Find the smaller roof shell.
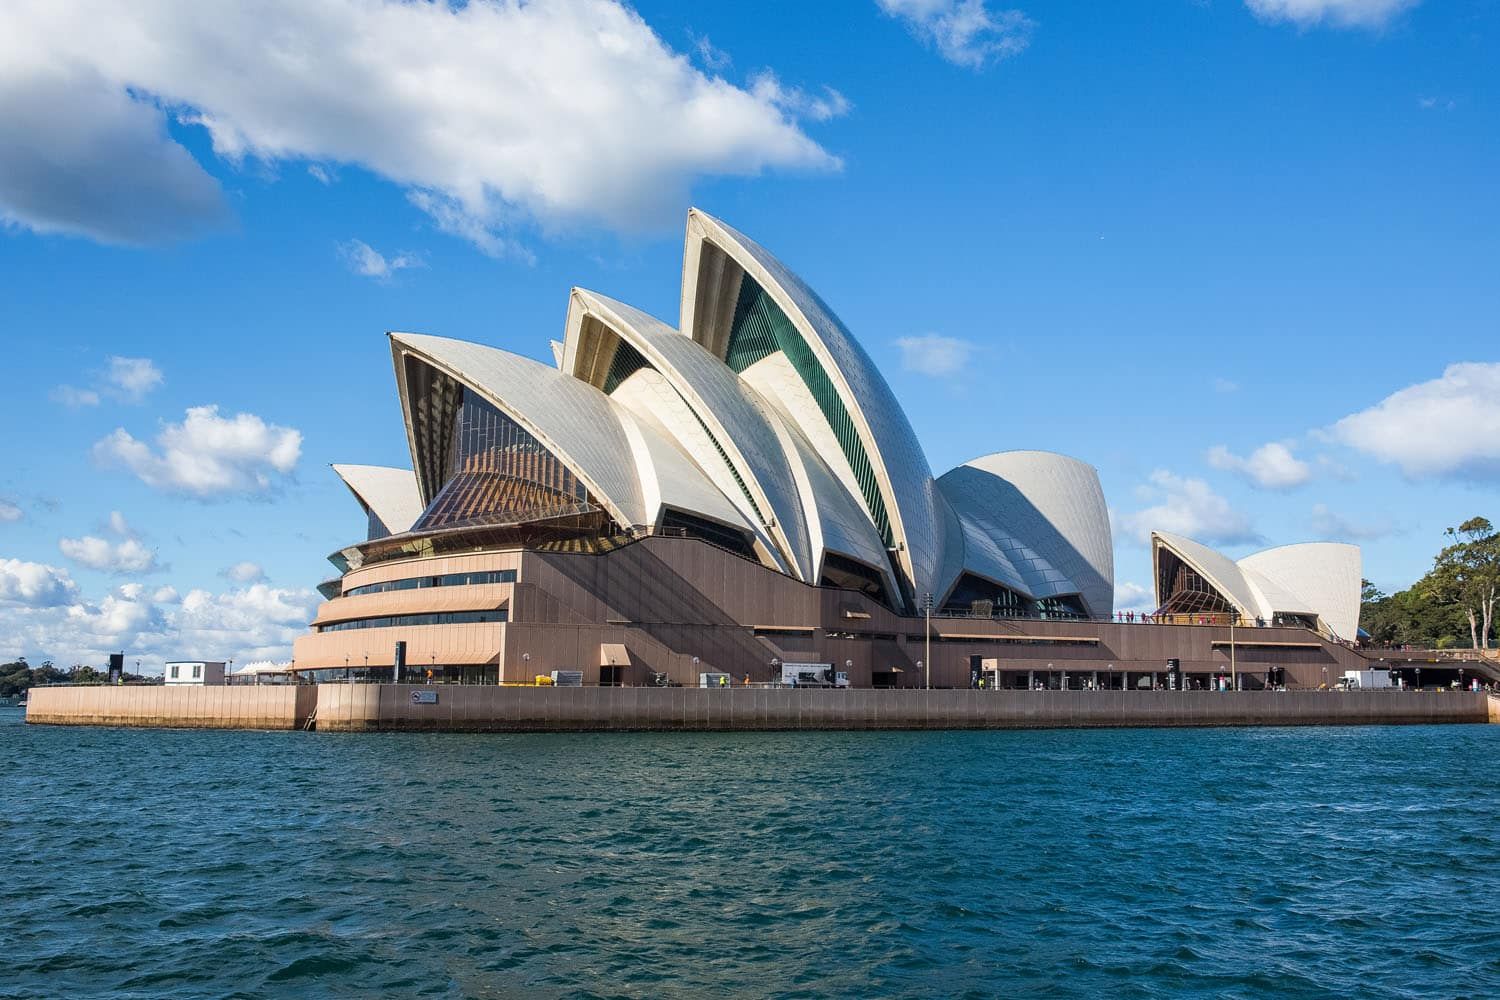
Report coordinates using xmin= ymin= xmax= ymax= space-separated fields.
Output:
xmin=331 ymin=464 xmax=423 ymax=537
xmin=937 ymin=451 xmax=1114 ymax=618
xmin=1151 ymin=532 xmax=1362 ymax=640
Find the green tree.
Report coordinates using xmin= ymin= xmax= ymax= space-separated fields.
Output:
xmin=1432 ymin=516 xmax=1499 ymax=650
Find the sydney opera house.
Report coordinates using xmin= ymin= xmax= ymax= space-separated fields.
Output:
xmin=292 ymin=210 xmax=1368 ymax=690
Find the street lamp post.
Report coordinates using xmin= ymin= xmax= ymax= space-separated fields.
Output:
xmin=771 ymin=657 xmax=780 ymax=687
xmin=1230 ymin=611 xmax=1238 ymax=691
xmin=923 ymin=591 xmax=933 ymax=690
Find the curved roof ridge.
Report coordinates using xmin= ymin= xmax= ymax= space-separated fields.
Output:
xmin=680 ymin=207 xmax=945 ymax=608
xmin=1241 ymin=539 xmax=1361 ymax=558
xmin=563 ymin=286 xmax=813 ymax=580
xmin=960 ymin=449 xmax=1102 ymax=476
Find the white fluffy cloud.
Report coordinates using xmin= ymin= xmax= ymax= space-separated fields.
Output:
xmin=58 ymin=511 xmax=162 ymax=574
xmin=0 ymin=0 xmax=840 ymax=250
xmin=1114 ymin=581 xmax=1155 ymax=614
xmin=877 ymin=0 xmax=1035 ymax=68
xmin=1115 ymin=469 xmax=1260 ymax=546
xmin=1244 ymin=0 xmax=1418 ymax=29
xmin=93 ymin=405 xmax=302 ymax=498
xmin=0 ymin=576 xmax=316 ymax=670
xmin=51 ymin=355 xmax=163 ymax=407
xmin=0 ymin=59 xmax=230 ymax=243
xmin=58 ymin=536 xmax=160 ymax=574
xmin=1326 ymin=362 xmax=1500 ymax=480
xmin=895 ymin=333 xmax=976 ymax=377
xmin=0 ymin=499 xmax=21 ymax=523
xmin=749 ymin=73 xmax=851 ymax=123
xmin=222 ymin=561 xmax=266 ymax=584
xmin=0 ymin=558 xmax=79 ymax=607
xmin=1206 ymin=441 xmax=1313 ymax=490
xmin=104 ymin=356 xmax=164 ymax=401
xmin=339 ymin=239 xmax=424 ymax=280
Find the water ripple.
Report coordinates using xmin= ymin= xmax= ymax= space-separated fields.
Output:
xmin=4 ymin=712 xmax=1499 ymax=998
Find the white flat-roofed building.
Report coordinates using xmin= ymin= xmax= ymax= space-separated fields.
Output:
xmin=164 ymin=660 xmax=226 ymax=686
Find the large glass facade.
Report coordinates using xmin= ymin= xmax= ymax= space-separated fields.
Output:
xmin=724 ymin=277 xmax=893 ymax=548
xmin=1154 ymin=549 xmax=1236 ymax=618
xmin=413 ymin=385 xmax=594 ymax=532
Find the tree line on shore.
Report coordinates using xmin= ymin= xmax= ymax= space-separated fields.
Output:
xmin=1360 ymin=516 xmax=1498 ymax=650
xmin=0 ymin=660 xmax=154 ymax=699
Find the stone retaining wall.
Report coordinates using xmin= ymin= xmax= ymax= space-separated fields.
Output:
xmin=25 ymin=684 xmax=1488 ymax=732
xmin=25 ymin=685 xmax=317 ymax=730
xmin=311 ymin=686 xmax=1490 ymax=732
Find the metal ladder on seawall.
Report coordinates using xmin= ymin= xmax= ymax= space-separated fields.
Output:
xmin=301 ymin=704 xmax=318 ymax=731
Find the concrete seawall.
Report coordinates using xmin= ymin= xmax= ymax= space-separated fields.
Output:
xmin=25 ymin=685 xmax=1490 ymax=732
xmin=25 ymin=685 xmax=317 ymax=730
xmin=315 ymin=686 xmax=1489 ymax=732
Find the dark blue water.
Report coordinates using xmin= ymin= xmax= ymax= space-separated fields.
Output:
xmin=4 ymin=709 xmax=1498 ymax=999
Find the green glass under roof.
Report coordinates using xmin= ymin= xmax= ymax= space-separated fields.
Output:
xmin=725 ymin=277 xmax=893 ymax=547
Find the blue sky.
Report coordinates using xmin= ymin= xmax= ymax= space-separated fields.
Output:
xmin=1 ymin=0 xmax=1496 ymax=668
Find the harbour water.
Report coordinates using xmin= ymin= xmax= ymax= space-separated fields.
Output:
xmin=4 ymin=708 xmax=1498 ymax=998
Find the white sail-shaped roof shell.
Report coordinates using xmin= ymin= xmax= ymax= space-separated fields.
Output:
xmin=938 ymin=452 xmax=1114 ymax=618
xmin=1239 ymin=543 xmax=1361 ymax=642
xmin=561 ymin=289 xmax=811 ymax=579
xmin=389 ymin=332 xmax=751 ymax=538
xmin=1152 ymin=532 xmax=1362 ymax=640
xmin=680 ymin=209 xmax=946 ymax=607
xmin=331 ymin=464 xmax=423 ymax=537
